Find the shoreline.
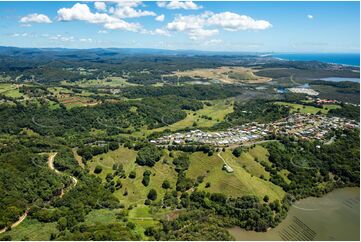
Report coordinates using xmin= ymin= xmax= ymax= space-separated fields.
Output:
xmin=270 ymin=55 xmax=360 ymax=68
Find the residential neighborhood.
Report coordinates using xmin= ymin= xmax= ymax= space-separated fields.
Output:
xmin=151 ymin=113 xmax=359 ymax=146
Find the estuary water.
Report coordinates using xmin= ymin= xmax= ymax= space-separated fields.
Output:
xmin=318 ymin=77 xmax=360 ymax=83
xmin=228 ymin=187 xmax=360 ymax=241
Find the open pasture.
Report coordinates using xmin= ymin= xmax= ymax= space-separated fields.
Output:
xmin=174 ymin=66 xmax=272 ymax=84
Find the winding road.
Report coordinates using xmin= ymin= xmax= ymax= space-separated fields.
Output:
xmin=0 ymin=152 xmax=78 ymax=234
xmin=0 ymin=211 xmax=28 ymax=234
xmin=48 ymin=152 xmax=78 ymax=189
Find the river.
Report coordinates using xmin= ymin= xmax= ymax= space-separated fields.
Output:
xmin=228 ymin=187 xmax=360 ymax=241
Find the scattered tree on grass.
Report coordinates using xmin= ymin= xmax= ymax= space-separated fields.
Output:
xmin=147 ymin=189 xmax=157 ymax=201
xmin=94 ymin=165 xmax=103 ymax=174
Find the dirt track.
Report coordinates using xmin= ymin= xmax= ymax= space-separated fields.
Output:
xmin=0 ymin=153 xmax=78 ymax=234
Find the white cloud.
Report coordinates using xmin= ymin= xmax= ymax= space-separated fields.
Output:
xmin=115 ymin=1 xmax=142 ymax=8
xmin=307 ymin=14 xmax=314 ymax=19
xmin=103 ymin=20 xmax=141 ymax=31
xmin=57 ymin=3 xmax=141 ymax=32
xmin=140 ymin=28 xmax=170 ymax=36
xmin=166 ymin=11 xmax=271 ymax=40
xmin=94 ymin=2 xmax=107 ymax=12
xmin=188 ymin=28 xmax=218 ymax=40
xmin=79 ymin=38 xmax=93 ymax=42
xmin=207 ymin=12 xmax=272 ymax=31
xmin=20 ymin=23 xmax=32 ymax=27
xmin=20 ymin=13 xmax=52 ymax=24
xmin=155 ymin=14 xmax=165 ymax=22
xmin=157 ymin=1 xmax=201 ymax=10
xmin=98 ymin=30 xmax=108 ymax=34
xmin=49 ymin=34 xmax=75 ymax=42
xmin=57 ymin=3 xmax=115 ymax=23
xmin=204 ymin=39 xmax=223 ymax=46
xmin=11 ymin=33 xmax=28 ymax=37
xmin=154 ymin=28 xmax=170 ymax=36
xmin=166 ymin=13 xmax=208 ymax=31
xmin=112 ymin=3 xmax=156 ymax=18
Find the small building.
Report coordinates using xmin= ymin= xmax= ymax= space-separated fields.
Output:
xmin=223 ymin=164 xmax=234 ymax=173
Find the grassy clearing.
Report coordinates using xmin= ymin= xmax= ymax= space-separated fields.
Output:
xmin=247 ymin=145 xmax=272 ymax=166
xmin=48 ymin=86 xmax=74 ymax=95
xmin=278 ymin=169 xmax=291 ymax=184
xmin=1 ymin=218 xmax=58 ymax=241
xmin=0 ymin=83 xmax=23 ymax=98
xmin=237 ymin=151 xmax=270 ymax=180
xmin=187 ymin=150 xmax=285 ymax=201
xmin=85 ymin=209 xmax=120 ymax=225
xmin=150 ymin=99 xmax=233 ymax=133
xmin=175 ymin=66 xmax=271 ymax=84
xmin=47 ymin=100 xmax=61 ymax=110
xmin=130 ymin=99 xmax=234 ymax=138
xmin=88 ymin=147 xmax=177 ymax=207
xmin=71 ymin=76 xmax=138 ymax=88
xmin=57 ymin=94 xmax=99 ymax=109
xmin=84 ymin=208 xmax=156 ymax=240
xmin=274 ymin=101 xmax=340 ymax=114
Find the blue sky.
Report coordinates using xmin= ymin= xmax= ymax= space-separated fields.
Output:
xmin=0 ymin=1 xmax=359 ymax=53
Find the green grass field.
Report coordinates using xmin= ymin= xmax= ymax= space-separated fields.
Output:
xmin=1 ymin=218 xmax=58 ymax=241
xmin=187 ymin=149 xmax=285 ymax=201
xmin=68 ymin=76 xmax=138 ymax=88
xmin=274 ymin=101 xmax=340 ymax=114
xmin=48 ymin=86 xmax=74 ymax=95
xmin=237 ymin=150 xmax=270 ymax=180
xmin=0 ymin=83 xmax=23 ymax=98
xmin=82 ymin=207 xmax=158 ymax=240
xmin=85 ymin=209 xmax=120 ymax=225
xmin=278 ymin=169 xmax=291 ymax=184
xmin=88 ymin=147 xmax=177 ymax=206
xmin=131 ymin=99 xmax=234 ymax=138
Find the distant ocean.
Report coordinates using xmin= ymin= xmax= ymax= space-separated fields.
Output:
xmin=271 ymin=53 xmax=360 ymax=67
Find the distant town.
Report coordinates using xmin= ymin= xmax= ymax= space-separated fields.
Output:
xmin=151 ymin=113 xmax=359 ymax=147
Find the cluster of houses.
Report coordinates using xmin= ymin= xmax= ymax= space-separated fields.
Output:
xmin=315 ymin=99 xmax=338 ymax=105
xmin=151 ymin=124 xmax=265 ymax=146
xmin=273 ymin=114 xmax=358 ymax=140
xmin=288 ymin=87 xmax=319 ymax=96
xmin=151 ymin=113 xmax=358 ymax=146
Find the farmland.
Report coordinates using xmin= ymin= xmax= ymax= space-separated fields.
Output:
xmin=187 ymin=147 xmax=285 ymax=202
xmin=0 ymin=47 xmax=359 ymax=241
xmin=174 ymin=66 xmax=272 ymax=84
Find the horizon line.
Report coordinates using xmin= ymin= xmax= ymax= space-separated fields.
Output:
xmin=0 ymin=45 xmax=360 ymax=55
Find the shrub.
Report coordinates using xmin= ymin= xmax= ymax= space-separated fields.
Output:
xmin=147 ymin=189 xmax=157 ymax=201
xmin=94 ymin=165 xmax=103 ymax=174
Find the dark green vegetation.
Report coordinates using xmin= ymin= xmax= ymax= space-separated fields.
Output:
xmin=136 ymin=145 xmax=162 ymax=167
xmin=0 ymin=96 xmax=203 ymax=136
xmin=0 ymin=146 xmax=67 ymax=229
xmin=225 ymin=100 xmax=290 ymax=126
xmin=266 ymin=128 xmax=359 ymax=199
xmin=328 ymin=103 xmax=360 ymax=121
xmin=0 ymin=48 xmax=359 ymax=240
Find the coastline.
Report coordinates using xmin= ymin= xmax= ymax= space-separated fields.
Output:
xmin=270 ymin=53 xmax=360 ymax=67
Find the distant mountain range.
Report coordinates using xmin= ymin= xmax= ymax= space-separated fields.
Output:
xmin=0 ymin=46 xmax=264 ymax=58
